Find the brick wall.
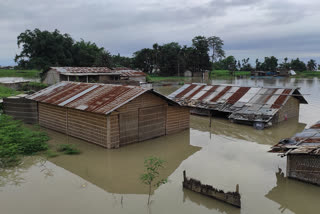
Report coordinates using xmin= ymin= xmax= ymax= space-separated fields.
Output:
xmin=287 ymin=154 xmax=320 ymax=185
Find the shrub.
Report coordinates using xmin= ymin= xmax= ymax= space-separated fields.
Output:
xmin=0 ymin=115 xmax=49 ymax=167
xmin=57 ymin=144 xmax=81 ymax=155
xmin=45 ymin=150 xmax=59 ymax=158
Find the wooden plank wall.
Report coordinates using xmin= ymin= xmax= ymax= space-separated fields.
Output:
xmin=39 ymin=103 xmax=67 ymax=133
xmin=67 ymin=109 xmax=108 ymax=147
xmin=166 ymin=106 xmax=190 ymax=135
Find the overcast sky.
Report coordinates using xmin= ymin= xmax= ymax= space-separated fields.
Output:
xmin=1 ymin=0 xmax=320 ymax=65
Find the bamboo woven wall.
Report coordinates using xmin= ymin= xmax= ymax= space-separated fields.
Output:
xmin=67 ymin=109 xmax=108 ymax=147
xmin=138 ymin=105 xmax=166 ymax=141
xmin=3 ymin=97 xmax=38 ymax=124
xmin=113 ymin=92 xmax=168 ymax=145
xmin=39 ymin=103 xmax=67 ymax=133
xmin=166 ymin=106 xmax=190 ymax=135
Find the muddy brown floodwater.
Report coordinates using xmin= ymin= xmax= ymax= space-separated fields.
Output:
xmin=1 ymin=77 xmax=320 ymax=214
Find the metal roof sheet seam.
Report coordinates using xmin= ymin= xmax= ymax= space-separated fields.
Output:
xmin=168 ymin=83 xmax=307 ymax=123
xmin=26 ymin=82 xmax=149 ymax=115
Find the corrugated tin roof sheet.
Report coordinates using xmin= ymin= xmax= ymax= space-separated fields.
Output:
xmin=51 ymin=67 xmax=112 ymax=74
xmin=50 ymin=67 xmax=146 ymax=77
xmin=26 ymin=82 xmax=149 ymax=115
xmin=168 ymin=83 xmax=307 ymax=122
xmin=270 ymin=121 xmax=320 ymax=155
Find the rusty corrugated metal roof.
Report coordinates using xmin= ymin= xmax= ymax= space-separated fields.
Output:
xmin=51 ymin=67 xmax=146 ymax=77
xmin=168 ymin=83 xmax=307 ymax=123
xmin=51 ymin=67 xmax=112 ymax=74
xmin=26 ymin=82 xmax=149 ymax=115
xmin=115 ymin=70 xmax=146 ymax=77
xmin=270 ymin=121 xmax=320 ymax=155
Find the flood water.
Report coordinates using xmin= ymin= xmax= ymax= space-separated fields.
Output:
xmin=1 ymin=77 xmax=320 ymax=214
xmin=0 ymin=77 xmax=39 ymax=83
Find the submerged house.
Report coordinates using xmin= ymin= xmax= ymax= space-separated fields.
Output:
xmin=43 ymin=67 xmax=146 ymax=85
xmin=25 ymin=82 xmax=189 ymax=149
xmin=168 ymin=83 xmax=307 ymax=128
xmin=269 ymin=121 xmax=320 ymax=185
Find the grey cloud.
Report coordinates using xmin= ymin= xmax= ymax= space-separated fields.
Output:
xmin=0 ymin=0 xmax=320 ymax=65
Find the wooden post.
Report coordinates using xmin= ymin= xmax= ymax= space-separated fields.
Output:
xmin=236 ymin=184 xmax=239 ymax=193
xmin=183 ymin=170 xmax=186 ymax=182
xmin=209 ymin=111 xmax=212 ymax=128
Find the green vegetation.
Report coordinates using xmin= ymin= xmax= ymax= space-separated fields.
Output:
xmin=210 ymin=70 xmax=250 ymax=78
xmin=45 ymin=149 xmax=59 ymax=158
xmin=0 ymin=69 xmax=41 ymax=78
xmin=57 ymin=144 xmax=81 ymax=155
xmin=21 ymin=82 xmax=48 ymax=92
xmin=0 ymin=115 xmax=49 ymax=167
xmin=148 ymin=75 xmax=187 ymax=82
xmin=140 ymin=156 xmax=168 ymax=205
xmin=294 ymin=71 xmax=320 ymax=78
xmin=0 ymin=85 xmax=21 ymax=99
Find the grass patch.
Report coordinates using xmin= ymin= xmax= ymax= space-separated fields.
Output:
xmin=0 ymin=69 xmax=41 ymax=78
xmin=57 ymin=144 xmax=81 ymax=155
xmin=0 ymin=115 xmax=49 ymax=168
xmin=0 ymin=85 xmax=21 ymax=99
xmin=45 ymin=149 xmax=59 ymax=158
xmin=294 ymin=71 xmax=320 ymax=78
xmin=148 ymin=75 xmax=188 ymax=82
xmin=210 ymin=70 xmax=251 ymax=78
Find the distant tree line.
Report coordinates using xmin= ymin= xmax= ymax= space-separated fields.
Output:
xmin=213 ymin=56 xmax=318 ymax=72
xmin=15 ymin=28 xmax=319 ymax=75
xmin=132 ymin=35 xmax=224 ymax=76
xmin=15 ymin=29 xmax=133 ymax=71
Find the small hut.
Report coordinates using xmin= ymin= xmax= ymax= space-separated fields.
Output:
xmin=26 ymin=82 xmax=189 ymax=148
xmin=168 ymin=83 xmax=307 ymax=128
xmin=269 ymin=121 xmax=320 ymax=185
xmin=43 ymin=67 xmax=146 ymax=85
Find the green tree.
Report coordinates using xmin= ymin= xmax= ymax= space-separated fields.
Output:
xmin=72 ymin=40 xmax=104 ymax=67
xmin=261 ymin=56 xmax=278 ymax=72
xmin=207 ymin=36 xmax=225 ymax=63
xmin=190 ymin=36 xmax=211 ymax=73
xmin=279 ymin=57 xmax=290 ymax=70
xmin=133 ymin=48 xmax=154 ymax=73
xmin=111 ymin=54 xmax=133 ymax=68
xmin=15 ymin=28 xmax=74 ymax=70
xmin=94 ymin=50 xmax=112 ymax=67
xmin=241 ymin=58 xmax=252 ymax=71
xmin=255 ymin=58 xmax=262 ymax=71
xmin=290 ymin=58 xmax=307 ymax=72
xmin=158 ymin=42 xmax=182 ymax=76
xmin=140 ymin=156 xmax=168 ymax=205
xmin=307 ymin=59 xmax=317 ymax=71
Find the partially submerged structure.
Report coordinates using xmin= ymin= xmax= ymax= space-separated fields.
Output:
xmin=168 ymin=83 xmax=307 ymax=128
xmin=25 ymin=82 xmax=189 ymax=148
xmin=183 ymin=170 xmax=241 ymax=208
xmin=270 ymin=121 xmax=320 ymax=185
xmin=43 ymin=67 xmax=146 ymax=85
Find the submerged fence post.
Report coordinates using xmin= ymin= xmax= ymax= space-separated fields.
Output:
xmin=183 ymin=170 xmax=186 ymax=182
